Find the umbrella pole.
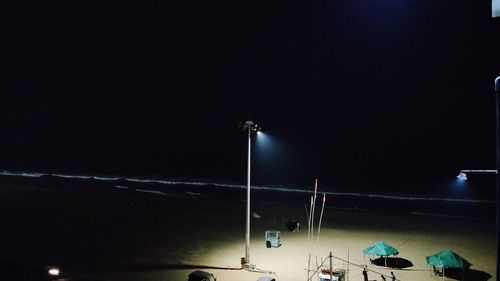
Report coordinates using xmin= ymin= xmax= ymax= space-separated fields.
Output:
xmin=460 ymin=256 xmax=465 ymax=281
xmin=316 ymin=193 xmax=326 ymax=244
xmin=307 ymin=253 xmax=311 ymax=281
xmin=347 ymin=247 xmax=349 ymax=281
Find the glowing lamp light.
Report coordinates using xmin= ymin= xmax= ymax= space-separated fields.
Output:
xmin=48 ymin=268 xmax=60 ymax=276
xmin=456 ymin=172 xmax=467 ymax=181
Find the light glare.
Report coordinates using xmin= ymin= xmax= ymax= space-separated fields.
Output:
xmin=48 ymin=268 xmax=60 ymax=276
xmin=456 ymin=172 xmax=467 ymax=181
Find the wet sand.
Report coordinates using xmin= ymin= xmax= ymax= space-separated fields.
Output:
xmin=0 ymin=183 xmax=495 ymax=281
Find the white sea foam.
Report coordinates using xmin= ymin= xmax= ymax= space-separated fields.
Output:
xmin=0 ymin=170 xmax=495 ymax=204
xmin=135 ymin=188 xmax=166 ymax=196
xmin=0 ymin=171 xmax=45 ymax=178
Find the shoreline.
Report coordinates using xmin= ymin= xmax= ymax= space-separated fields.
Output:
xmin=0 ymin=173 xmax=496 ymax=220
xmin=0 ymin=170 xmax=496 ymax=200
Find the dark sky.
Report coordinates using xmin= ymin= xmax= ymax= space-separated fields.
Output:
xmin=2 ymin=1 xmax=499 ymax=189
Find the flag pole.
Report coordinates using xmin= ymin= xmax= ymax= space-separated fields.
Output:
xmin=317 ymin=193 xmax=326 ymax=243
xmin=308 ymin=196 xmax=313 ymax=243
xmin=311 ymin=179 xmax=318 ymax=240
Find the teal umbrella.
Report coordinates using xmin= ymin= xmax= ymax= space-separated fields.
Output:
xmin=426 ymin=249 xmax=472 ymax=269
xmin=363 ymin=241 xmax=399 ymax=267
xmin=363 ymin=241 xmax=399 ymax=256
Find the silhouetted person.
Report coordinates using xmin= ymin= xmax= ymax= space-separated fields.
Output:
xmin=362 ymin=266 xmax=368 ymax=281
xmin=381 ymin=274 xmax=386 ymax=281
xmin=391 ymin=271 xmax=396 ymax=281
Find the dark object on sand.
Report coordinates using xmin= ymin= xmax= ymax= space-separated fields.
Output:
xmin=370 ymin=257 xmax=413 ymax=269
xmin=440 ymin=267 xmax=491 ymax=281
xmin=188 ymin=270 xmax=216 ymax=281
xmin=362 ymin=266 xmax=368 ymax=281
xmin=286 ymin=220 xmax=300 ymax=232
xmin=256 ymin=277 xmax=276 ymax=281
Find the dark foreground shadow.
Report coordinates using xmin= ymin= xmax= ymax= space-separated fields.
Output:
xmin=443 ymin=268 xmax=492 ymax=281
xmin=0 ymin=259 xmax=243 ymax=280
xmin=370 ymin=257 xmax=413 ymax=269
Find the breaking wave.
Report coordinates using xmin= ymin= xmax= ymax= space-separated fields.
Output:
xmin=0 ymin=170 xmax=494 ymax=204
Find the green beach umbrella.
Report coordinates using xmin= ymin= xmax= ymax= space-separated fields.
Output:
xmin=363 ymin=241 xmax=399 ymax=267
xmin=363 ymin=241 xmax=399 ymax=256
xmin=426 ymin=249 xmax=472 ymax=269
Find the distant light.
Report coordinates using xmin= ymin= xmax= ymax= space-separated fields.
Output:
xmin=456 ymin=172 xmax=467 ymax=181
xmin=48 ymin=268 xmax=60 ymax=276
xmin=256 ymin=131 xmax=262 ymax=135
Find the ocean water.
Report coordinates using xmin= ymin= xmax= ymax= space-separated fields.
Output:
xmin=0 ymin=170 xmax=496 ymax=220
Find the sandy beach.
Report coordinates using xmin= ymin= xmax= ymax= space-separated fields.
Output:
xmin=0 ymin=182 xmax=495 ymax=281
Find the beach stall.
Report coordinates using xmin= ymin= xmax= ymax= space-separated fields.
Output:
xmin=265 ymin=230 xmax=282 ymax=248
xmin=363 ymin=241 xmax=399 ymax=267
xmin=426 ymin=249 xmax=471 ymax=279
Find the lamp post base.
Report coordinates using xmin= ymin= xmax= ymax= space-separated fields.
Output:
xmin=241 ymin=259 xmax=275 ymax=274
xmin=241 ymin=258 xmax=255 ymax=270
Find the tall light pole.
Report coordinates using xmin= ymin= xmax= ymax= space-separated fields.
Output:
xmin=240 ymin=120 xmax=260 ymax=269
xmin=458 ymin=77 xmax=500 ymax=277
xmin=495 ymin=76 xmax=499 ymax=281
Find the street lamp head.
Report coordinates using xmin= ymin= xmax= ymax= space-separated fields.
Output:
xmin=239 ymin=120 xmax=261 ymax=135
xmin=456 ymin=172 xmax=467 ymax=181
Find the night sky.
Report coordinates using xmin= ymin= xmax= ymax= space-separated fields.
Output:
xmin=2 ymin=1 xmax=499 ymax=191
